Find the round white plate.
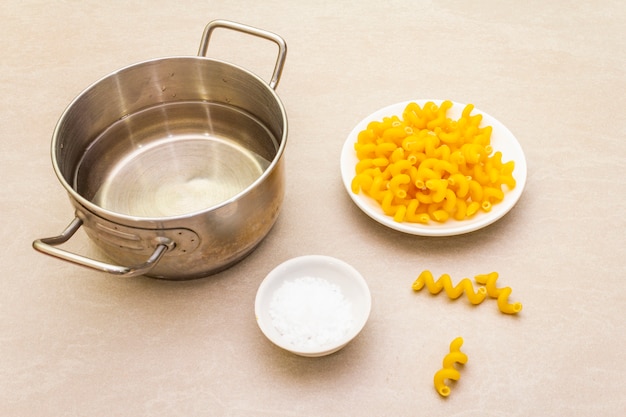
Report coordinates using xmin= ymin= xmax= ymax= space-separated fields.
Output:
xmin=340 ymin=99 xmax=527 ymax=236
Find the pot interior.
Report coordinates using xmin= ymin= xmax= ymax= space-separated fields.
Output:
xmin=74 ymin=100 xmax=278 ymax=217
xmin=52 ymin=57 xmax=287 ymax=219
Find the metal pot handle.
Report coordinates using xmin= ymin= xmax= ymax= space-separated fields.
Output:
xmin=33 ymin=217 xmax=173 ymax=277
xmin=197 ymin=19 xmax=287 ymax=90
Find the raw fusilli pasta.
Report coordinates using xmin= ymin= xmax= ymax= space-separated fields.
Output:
xmin=433 ymin=337 xmax=467 ymax=397
xmin=351 ymin=101 xmax=516 ymax=223
xmin=412 ymin=270 xmax=487 ymax=305
xmin=474 ymin=272 xmax=523 ymax=314
xmin=412 ymin=270 xmax=523 ymax=314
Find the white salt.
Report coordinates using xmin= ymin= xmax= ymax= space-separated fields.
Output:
xmin=269 ymin=276 xmax=353 ymax=350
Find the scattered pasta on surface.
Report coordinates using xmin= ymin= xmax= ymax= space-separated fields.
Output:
xmin=412 ymin=270 xmax=523 ymax=314
xmin=433 ymin=337 xmax=467 ymax=397
xmin=412 ymin=270 xmax=487 ymax=305
xmin=351 ymin=100 xmax=516 ymax=223
xmin=474 ymin=272 xmax=523 ymax=314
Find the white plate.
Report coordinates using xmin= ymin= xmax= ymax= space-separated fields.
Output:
xmin=340 ymin=99 xmax=527 ymax=236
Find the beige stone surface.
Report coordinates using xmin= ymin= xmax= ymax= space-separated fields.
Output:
xmin=1 ymin=1 xmax=625 ymax=416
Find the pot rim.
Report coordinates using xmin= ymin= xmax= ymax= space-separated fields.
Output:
xmin=50 ymin=54 xmax=288 ymax=224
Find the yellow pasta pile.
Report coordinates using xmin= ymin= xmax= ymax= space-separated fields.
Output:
xmin=351 ymin=100 xmax=516 ymax=223
xmin=433 ymin=337 xmax=467 ymax=397
xmin=412 ymin=270 xmax=522 ymax=314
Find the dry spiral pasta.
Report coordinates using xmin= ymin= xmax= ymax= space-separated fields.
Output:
xmin=412 ymin=270 xmax=522 ymax=315
xmin=433 ymin=337 xmax=467 ymax=397
xmin=412 ymin=270 xmax=487 ymax=305
xmin=474 ymin=272 xmax=523 ymax=314
xmin=351 ymin=100 xmax=516 ymax=223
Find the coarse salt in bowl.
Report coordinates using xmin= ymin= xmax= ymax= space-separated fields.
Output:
xmin=255 ymin=255 xmax=372 ymax=357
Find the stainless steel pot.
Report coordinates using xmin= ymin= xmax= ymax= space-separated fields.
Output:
xmin=33 ymin=20 xmax=288 ymax=280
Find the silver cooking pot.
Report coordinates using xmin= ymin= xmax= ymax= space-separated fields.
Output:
xmin=33 ymin=20 xmax=288 ymax=280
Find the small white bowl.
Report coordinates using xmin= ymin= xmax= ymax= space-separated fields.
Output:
xmin=255 ymin=255 xmax=371 ymax=357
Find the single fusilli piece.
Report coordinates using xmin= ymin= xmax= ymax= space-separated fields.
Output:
xmin=433 ymin=337 xmax=467 ymax=397
xmin=412 ymin=270 xmax=487 ymax=305
xmin=474 ymin=272 xmax=522 ymax=314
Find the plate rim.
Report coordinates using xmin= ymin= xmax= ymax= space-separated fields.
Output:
xmin=340 ymin=99 xmax=527 ymax=237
